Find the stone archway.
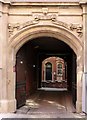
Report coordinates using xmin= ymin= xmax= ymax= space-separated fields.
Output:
xmin=5 ymin=24 xmax=83 ymax=113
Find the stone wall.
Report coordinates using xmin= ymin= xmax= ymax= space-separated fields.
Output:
xmin=0 ymin=0 xmax=84 ymax=113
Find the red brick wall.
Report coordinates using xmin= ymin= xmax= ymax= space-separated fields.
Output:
xmin=41 ymin=57 xmax=67 ymax=88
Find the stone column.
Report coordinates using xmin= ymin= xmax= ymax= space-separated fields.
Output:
xmin=80 ymin=0 xmax=87 ymax=114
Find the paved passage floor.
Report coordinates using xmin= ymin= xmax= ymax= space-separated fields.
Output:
xmin=0 ymin=89 xmax=86 ymax=119
xmin=14 ymin=89 xmax=86 ymax=118
xmin=26 ymin=90 xmax=75 ymax=113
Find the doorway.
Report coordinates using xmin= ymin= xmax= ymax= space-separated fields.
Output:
xmin=45 ymin=62 xmax=52 ymax=80
xmin=15 ymin=36 xmax=77 ymax=111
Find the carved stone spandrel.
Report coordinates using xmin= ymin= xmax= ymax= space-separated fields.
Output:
xmin=70 ymin=23 xmax=83 ymax=37
xmin=8 ymin=20 xmax=39 ymax=37
xmin=8 ymin=23 xmax=20 ymax=37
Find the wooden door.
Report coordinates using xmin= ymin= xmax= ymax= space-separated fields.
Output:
xmin=46 ymin=62 xmax=52 ymax=80
xmin=16 ymin=55 xmax=26 ymax=108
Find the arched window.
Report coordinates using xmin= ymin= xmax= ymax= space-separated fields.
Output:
xmin=57 ymin=63 xmax=63 ymax=76
xmin=45 ymin=62 xmax=52 ymax=80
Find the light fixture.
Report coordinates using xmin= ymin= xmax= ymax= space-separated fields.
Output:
xmin=33 ymin=65 xmax=35 ymax=68
xmin=20 ymin=61 xmax=23 ymax=64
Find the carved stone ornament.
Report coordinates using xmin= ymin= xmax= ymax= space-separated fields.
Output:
xmin=8 ymin=10 xmax=83 ymax=38
xmin=8 ymin=23 xmax=20 ymax=37
xmin=33 ymin=13 xmax=57 ymax=21
xmin=69 ymin=24 xmax=83 ymax=37
xmin=8 ymin=20 xmax=39 ymax=37
xmin=52 ymin=20 xmax=83 ymax=37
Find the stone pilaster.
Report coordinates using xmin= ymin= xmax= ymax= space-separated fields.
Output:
xmin=80 ymin=1 xmax=87 ymax=114
xmin=76 ymin=72 xmax=82 ymax=113
xmin=82 ymin=73 xmax=87 ymax=113
xmin=76 ymin=51 xmax=83 ymax=113
xmin=0 ymin=1 xmax=16 ymax=113
xmin=0 ymin=1 xmax=3 ymax=112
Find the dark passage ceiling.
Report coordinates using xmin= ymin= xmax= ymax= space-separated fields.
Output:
xmin=28 ymin=37 xmax=73 ymax=53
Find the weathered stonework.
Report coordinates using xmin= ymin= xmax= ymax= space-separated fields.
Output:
xmin=0 ymin=0 xmax=86 ymax=113
xmin=8 ymin=16 xmax=83 ymax=38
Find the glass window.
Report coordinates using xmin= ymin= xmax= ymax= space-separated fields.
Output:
xmin=57 ymin=63 xmax=63 ymax=76
xmin=46 ymin=62 xmax=52 ymax=68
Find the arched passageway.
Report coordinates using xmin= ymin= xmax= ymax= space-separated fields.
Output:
xmin=16 ymin=37 xmax=77 ymax=110
xmin=7 ymin=24 xmax=83 ymax=113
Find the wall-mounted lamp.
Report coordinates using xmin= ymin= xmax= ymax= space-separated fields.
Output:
xmin=33 ymin=65 xmax=35 ymax=68
xmin=20 ymin=61 xmax=23 ymax=64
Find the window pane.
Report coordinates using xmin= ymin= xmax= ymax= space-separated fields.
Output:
xmin=46 ymin=63 xmax=52 ymax=68
xmin=58 ymin=64 xmax=62 ymax=68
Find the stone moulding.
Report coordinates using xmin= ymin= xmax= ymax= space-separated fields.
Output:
xmin=52 ymin=21 xmax=83 ymax=37
xmin=11 ymin=0 xmax=80 ymax=2
xmin=8 ymin=20 xmax=39 ymax=37
xmin=8 ymin=12 xmax=83 ymax=38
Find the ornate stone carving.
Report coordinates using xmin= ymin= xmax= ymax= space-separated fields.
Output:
xmin=19 ymin=20 xmax=38 ymax=30
xmin=70 ymin=24 xmax=83 ymax=37
xmin=33 ymin=7 xmax=57 ymax=21
xmin=33 ymin=13 xmax=57 ymax=21
xmin=52 ymin=20 xmax=83 ymax=37
xmin=8 ymin=21 xmax=38 ymax=37
xmin=42 ymin=8 xmax=49 ymax=15
xmin=8 ymin=10 xmax=83 ymax=38
xmin=52 ymin=20 xmax=69 ymax=29
xmin=8 ymin=23 xmax=20 ymax=37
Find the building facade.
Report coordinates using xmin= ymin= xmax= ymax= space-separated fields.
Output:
xmin=41 ymin=57 xmax=67 ymax=88
xmin=0 ymin=0 xmax=87 ymax=113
